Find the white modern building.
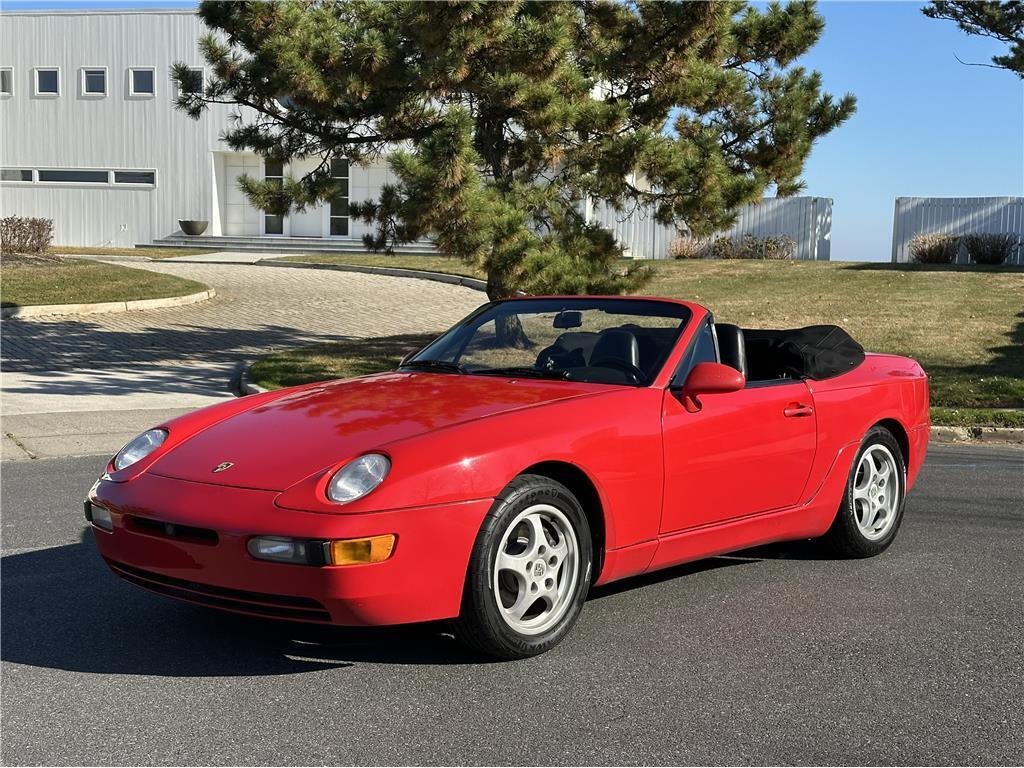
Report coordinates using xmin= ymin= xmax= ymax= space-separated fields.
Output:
xmin=0 ymin=8 xmax=832 ymax=258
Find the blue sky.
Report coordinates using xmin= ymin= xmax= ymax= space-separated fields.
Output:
xmin=4 ymin=0 xmax=1022 ymax=261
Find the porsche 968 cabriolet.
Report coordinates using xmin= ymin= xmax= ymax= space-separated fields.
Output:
xmin=87 ymin=296 xmax=929 ymax=659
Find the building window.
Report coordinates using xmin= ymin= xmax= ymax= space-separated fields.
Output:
xmin=0 ymin=68 xmax=12 ymax=97
xmin=263 ymin=160 xmax=284 ymax=235
xmin=329 ymin=158 xmax=349 ymax=236
xmin=0 ymin=168 xmax=32 ymax=182
xmin=82 ymin=67 xmax=106 ymax=96
xmin=175 ymin=67 xmax=204 ymax=97
xmin=34 ymin=68 xmax=59 ymax=96
xmin=38 ymin=169 xmax=109 ymax=183
xmin=113 ymin=170 xmax=155 ymax=185
xmin=129 ymin=67 xmax=155 ymax=97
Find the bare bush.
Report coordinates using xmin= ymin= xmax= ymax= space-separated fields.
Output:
xmin=668 ymin=237 xmax=710 ymax=259
xmin=909 ymin=233 xmax=959 ymax=264
xmin=1 ymin=217 xmax=54 ymax=260
xmin=963 ymin=233 xmax=1016 ymax=265
xmin=706 ymin=234 xmax=796 ymax=260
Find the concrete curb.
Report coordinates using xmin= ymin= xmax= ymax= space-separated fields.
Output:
xmin=930 ymin=426 xmax=1024 ymax=444
xmin=257 ymin=258 xmax=489 ymax=292
xmin=1 ymin=288 xmax=216 ymax=319
xmin=238 ymin=362 xmax=268 ymax=395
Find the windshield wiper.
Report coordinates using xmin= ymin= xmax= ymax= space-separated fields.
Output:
xmin=476 ymin=366 xmax=571 ymax=381
xmin=400 ymin=359 xmax=467 ymax=375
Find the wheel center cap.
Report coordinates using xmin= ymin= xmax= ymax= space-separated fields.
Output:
xmin=533 ymin=561 xmax=546 ymax=578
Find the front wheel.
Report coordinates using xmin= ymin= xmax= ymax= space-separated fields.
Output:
xmin=822 ymin=426 xmax=907 ymax=557
xmin=455 ymin=475 xmax=593 ymax=659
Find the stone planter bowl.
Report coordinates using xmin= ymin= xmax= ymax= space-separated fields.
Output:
xmin=178 ymin=219 xmax=209 ymax=236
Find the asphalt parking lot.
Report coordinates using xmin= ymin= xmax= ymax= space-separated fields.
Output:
xmin=2 ymin=443 xmax=1021 ymax=765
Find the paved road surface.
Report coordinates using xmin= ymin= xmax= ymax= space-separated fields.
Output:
xmin=1 ymin=260 xmax=480 ymax=459
xmin=2 ymin=443 xmax=1021 ymax=765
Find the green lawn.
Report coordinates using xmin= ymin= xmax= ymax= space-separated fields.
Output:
xmin=251 ymin=258 xmax=1023 ymax=427
xmin=52 ymin=245 xmax=220 ymax=260
xmin=1 ymin=258 xmax=208 ymax=307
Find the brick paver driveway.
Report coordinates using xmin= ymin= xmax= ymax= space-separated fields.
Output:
xmin=2 ymin=261 xmax=481 ymax=374
xmin=1 ymin=261 xmax=482 ymax=457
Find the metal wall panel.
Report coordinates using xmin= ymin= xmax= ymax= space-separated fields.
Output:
xmin=589 ymin=196 xmax=833 ymax=260
xmin=891 ymin=197 xmax=1024 ymax=264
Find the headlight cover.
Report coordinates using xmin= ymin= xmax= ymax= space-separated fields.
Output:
xmin=113 ymin=428 xmax=168 ymax=471
xmin=326 ymin=453 xmax=391 ymax=504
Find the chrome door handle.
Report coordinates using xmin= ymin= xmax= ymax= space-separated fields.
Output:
xmin=784 ymin=403 xmax=814 ymax=418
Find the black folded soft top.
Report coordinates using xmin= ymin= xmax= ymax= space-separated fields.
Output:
xmin=743 ymin=325 xmax=866 ymax=381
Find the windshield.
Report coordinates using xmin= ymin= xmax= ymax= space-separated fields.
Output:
xmin=403 ymin=298 xmax=691 ymax=386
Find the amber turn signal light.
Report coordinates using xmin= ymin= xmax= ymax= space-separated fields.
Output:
xmin=329 ymin=534 xmax=396 ymax=566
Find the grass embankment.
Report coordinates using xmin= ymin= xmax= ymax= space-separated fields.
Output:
xmin=1 ymin=258 xmax=207 ymax=307
xmin=249 ymin=258 xmax=1023 ymax=428
xmin=51 ymin=246 xmax=220 ymax=260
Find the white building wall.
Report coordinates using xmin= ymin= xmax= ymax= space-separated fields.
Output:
xmin=590 ymin=196 xmax=833 ymax=260
xmin=891 ymin=196 xmax=1024 ymax=264
xmin=0 ymin=10 xmax=392 ymax=247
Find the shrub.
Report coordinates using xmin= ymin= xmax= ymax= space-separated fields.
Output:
xmin=909 ymin=233 xmax=959 ymax=264
xmin=706 ymin=234 xmax=796 ymax=260
xmin=963 ymin=233 xmax=1016 ymax=265
xmin=1 ymin=217 xmax=54 ymax=258
xmin=668 ymin=237 xmax=710 ymax=259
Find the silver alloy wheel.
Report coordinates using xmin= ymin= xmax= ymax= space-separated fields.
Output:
xmin=852 ymin=444 xmax=902 ymax=540
xmin=492 ymin=503 xmax=580 ymax=636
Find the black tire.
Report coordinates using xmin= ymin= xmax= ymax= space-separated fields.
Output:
xmin=455 ymin=474 xmax=593 ymax=660
xmin=822 ymin=425 xmax=907 ymax=558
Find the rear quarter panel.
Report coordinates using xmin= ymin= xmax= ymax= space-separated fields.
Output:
xmin=806 ymin=353 xmax=930 ymax=498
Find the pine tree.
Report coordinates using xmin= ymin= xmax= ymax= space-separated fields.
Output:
xmin=924 ymin=1 xmax=1024 ymax=77
xmin=175 ymin=0 xmax=855 ymax=300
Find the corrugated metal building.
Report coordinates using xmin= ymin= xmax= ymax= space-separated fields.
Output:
xmin=891 ymin=197 xmax=1024 ymax=264
xmin=590 ymin=196 xmax=832 ymax=261
xmin=1 ymin=9 xmax=834 ymax=260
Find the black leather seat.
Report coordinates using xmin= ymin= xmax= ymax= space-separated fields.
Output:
xmin=715 ymin=323 xmax=748 ymax=378
xmin=590 ymin=329 xmax=641 ymax=370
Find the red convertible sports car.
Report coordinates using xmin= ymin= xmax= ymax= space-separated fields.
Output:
xmin=87 ymin=296 xmax=929 ymax=659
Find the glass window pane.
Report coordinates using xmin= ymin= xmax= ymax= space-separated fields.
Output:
xmin=1 ymin=169 xmax=32 ymax=182
xmin=180 ymin=68 xmax=203 ymax=94
xmin=113 ymin=170 xmax=155 ymax=185
xmin=330 ymin=218 xmax=349 ymax=236
xmin=36 ymin=70 xmax=58 ymax=94
xmin=330 ymin=158 xmax=348 ymax=178
xmin=0 ymin=70 xmax=11 ymax=94
xmin=330 ymin=197 xmax=348 ymax=216
xmin=265 ymin=215 xmax=284 ymax=235
xmin=84 ymin=69 xmax=105 ymax=94
xmin=264 ymin=160 xmax=284 ymax=178
xmin=38 ymin=169 xmax=108 ymax=183
xmin=132 ymin=69 xmax=154 ymax=94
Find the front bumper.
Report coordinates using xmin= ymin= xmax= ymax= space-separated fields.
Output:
xmin=88 ymin=473 xmax=492 ymax=626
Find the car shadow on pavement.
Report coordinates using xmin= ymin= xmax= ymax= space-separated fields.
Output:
xmin=0 ymin=532 xmax=489 ymax=675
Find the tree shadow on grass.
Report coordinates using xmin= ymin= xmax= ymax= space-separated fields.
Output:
xmin=250 ymin=333 xmax=438 ymax=388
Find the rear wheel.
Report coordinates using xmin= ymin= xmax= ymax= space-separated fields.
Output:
xmin=822 ymin=426 xmax=907 ymax=557
xmin=455 ymin=475 xmax=592 ymax=659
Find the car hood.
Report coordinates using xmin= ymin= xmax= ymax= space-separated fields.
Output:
xmin=148 ymin=372 xmax=607 ymax=491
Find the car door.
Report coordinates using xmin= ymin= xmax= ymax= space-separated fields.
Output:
xmin=659 ymin=319 xmax=817 ymax=534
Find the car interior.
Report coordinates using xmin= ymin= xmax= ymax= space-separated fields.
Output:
xmin=534 ymin=322 xmax=865 ymax=386
xmin=535 ymin=325 xmax=682 ymax=385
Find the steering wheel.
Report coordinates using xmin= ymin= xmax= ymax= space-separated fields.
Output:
xmin=593 ymin=359 xmax=646 ymax=385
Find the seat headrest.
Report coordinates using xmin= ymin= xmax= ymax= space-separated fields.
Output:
xmin=590 ymin=329 xmax=640 ymax=369
xmin=715 ymin=323 xmax=747 ymax=379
